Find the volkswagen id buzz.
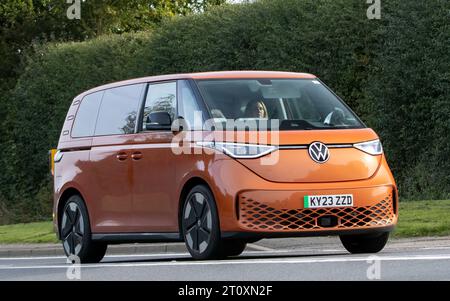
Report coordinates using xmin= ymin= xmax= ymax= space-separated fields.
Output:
xmin=53 ymin=71 xmax=398 ymax=262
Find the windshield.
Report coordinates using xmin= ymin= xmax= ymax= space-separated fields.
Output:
xmin=195 ymin=79 xmax=364 ymax=130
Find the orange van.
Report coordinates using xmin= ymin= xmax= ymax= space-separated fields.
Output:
xmin=53 ymin=71 xmax=398 ymax=262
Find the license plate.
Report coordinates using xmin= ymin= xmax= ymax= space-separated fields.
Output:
xmin=304 ymin=194 xmax=353 ymax=208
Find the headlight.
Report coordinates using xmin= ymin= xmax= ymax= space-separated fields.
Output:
xmin=197 ymin=142 xmax=278 ymax=159
xmin=353 ymin=139 xmax=383 ymax=155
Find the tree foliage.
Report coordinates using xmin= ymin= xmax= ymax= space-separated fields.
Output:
xmin=0 ymin=0 xmax=226 ymax=82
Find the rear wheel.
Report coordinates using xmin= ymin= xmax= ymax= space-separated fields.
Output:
xmin=60 ymin=195 xmax=107 ymax=263
xmin=181 ymin=185 xmax=223 ymax=260
xmin=340 ymin=232 xmax=389 ymax=254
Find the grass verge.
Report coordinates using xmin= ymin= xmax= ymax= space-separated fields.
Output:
xmin=393 ymin=199 xmax=450 ymax=238
xmin=0 ymin=222 xmax=58 ymax=244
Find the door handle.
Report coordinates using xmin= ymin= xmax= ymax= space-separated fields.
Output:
xmin=116 ymin=152 xmax=128 ymax=161
xmin=131 ymin=152 xmax=143 ymax=160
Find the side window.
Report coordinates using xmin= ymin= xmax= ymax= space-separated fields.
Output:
xmin=179 ymin=80 xmax=203 ymax=130
xmin=72 ymin=91 xmax=103 ymax=138
xmin=143 ymin=82 xmax=177 ymax=130
xmin=95 ymin=84 xmax=144 ymax=136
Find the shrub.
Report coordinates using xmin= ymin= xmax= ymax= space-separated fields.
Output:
xmin=364 ymin=0 xmax=450 ymax=199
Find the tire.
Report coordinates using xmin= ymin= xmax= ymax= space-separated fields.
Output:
xmin=181 ymin=185 xmax=223 ymax=260
xmin=222 ymin=240 xmax=247 ymax=257
xmin=60 ymin=195 xmax=107 ymax=263
xmin=340 ymin=232 xmax=389 ymax=254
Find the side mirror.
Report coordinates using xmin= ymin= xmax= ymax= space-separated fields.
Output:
xmin=144 ymin=111 xmax=172 ymax=130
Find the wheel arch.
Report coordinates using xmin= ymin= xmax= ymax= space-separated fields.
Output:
xmin=178 ymin=177 xmax=217 ymax=234
xmin=56 ymin=187 xmax=88 ymax=239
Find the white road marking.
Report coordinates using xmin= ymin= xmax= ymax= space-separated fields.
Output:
xmin=0 ymin=256 xmax=67 ymax=260
xmin=0 ymin=250 xmax=283 ymax=261
xmin=1 ymin=253 xmax=450 ymax=270
xmin=0 ymin=253 xmax=190 ymax=261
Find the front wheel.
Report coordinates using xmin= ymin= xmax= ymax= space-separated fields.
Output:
xmin=340 ymin=232 xmax=389 ymax=254
xmin=181 ymin=185 xmax=223 ymax=260
xmin=60 ymin=195 xmax=107 ymax=263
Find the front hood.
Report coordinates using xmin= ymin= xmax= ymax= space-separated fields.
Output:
xmin=216 ymin=128 xmax=381 ymax=183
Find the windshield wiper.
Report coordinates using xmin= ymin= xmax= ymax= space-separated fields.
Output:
xmin=320 ymin=125 xmax=356 ymax=129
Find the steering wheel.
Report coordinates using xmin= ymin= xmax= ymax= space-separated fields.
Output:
xmin=323 ymin=107 xmax=346 ymax=126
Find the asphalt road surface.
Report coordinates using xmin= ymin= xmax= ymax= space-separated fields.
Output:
xmin=1 ymin=236 xmax=450 ymax=281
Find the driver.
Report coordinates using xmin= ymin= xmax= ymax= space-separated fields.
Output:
xmin=244 ymin=100 xmax=268 ymax=119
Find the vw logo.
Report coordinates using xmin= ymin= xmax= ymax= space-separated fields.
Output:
xmin=308 ymin=142 xmax=330 ymax=163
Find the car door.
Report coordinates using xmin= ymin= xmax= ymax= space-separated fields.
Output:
xmin=88 ymin=83 xmax=145 ymax=233
xmin=131 ymin=81 xmax=180 ymax=232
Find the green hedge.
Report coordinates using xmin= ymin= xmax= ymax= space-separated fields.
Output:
xmin=364 ymin=0 xmax=450 ymax=199
xmin=1 ymin=33 xmax=153 ymax=223
xmin=1 ymin=0 xmax=449 ymax=223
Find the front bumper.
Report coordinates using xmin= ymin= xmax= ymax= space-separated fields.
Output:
xmin=234 ymin=185 xmax=397 ymax=234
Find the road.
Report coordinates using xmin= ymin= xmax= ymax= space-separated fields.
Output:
xmin=1 ymin=236 xmax=450 ymax=281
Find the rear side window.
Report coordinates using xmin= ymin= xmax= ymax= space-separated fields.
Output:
xmin=71 ymin=91 xmax=103 ymax=138
xmin=95 ymin=84 xmax=144 ymax=136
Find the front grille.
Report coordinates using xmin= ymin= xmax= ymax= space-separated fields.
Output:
xmin=238 ymin=194 xmax=395 ymax=231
